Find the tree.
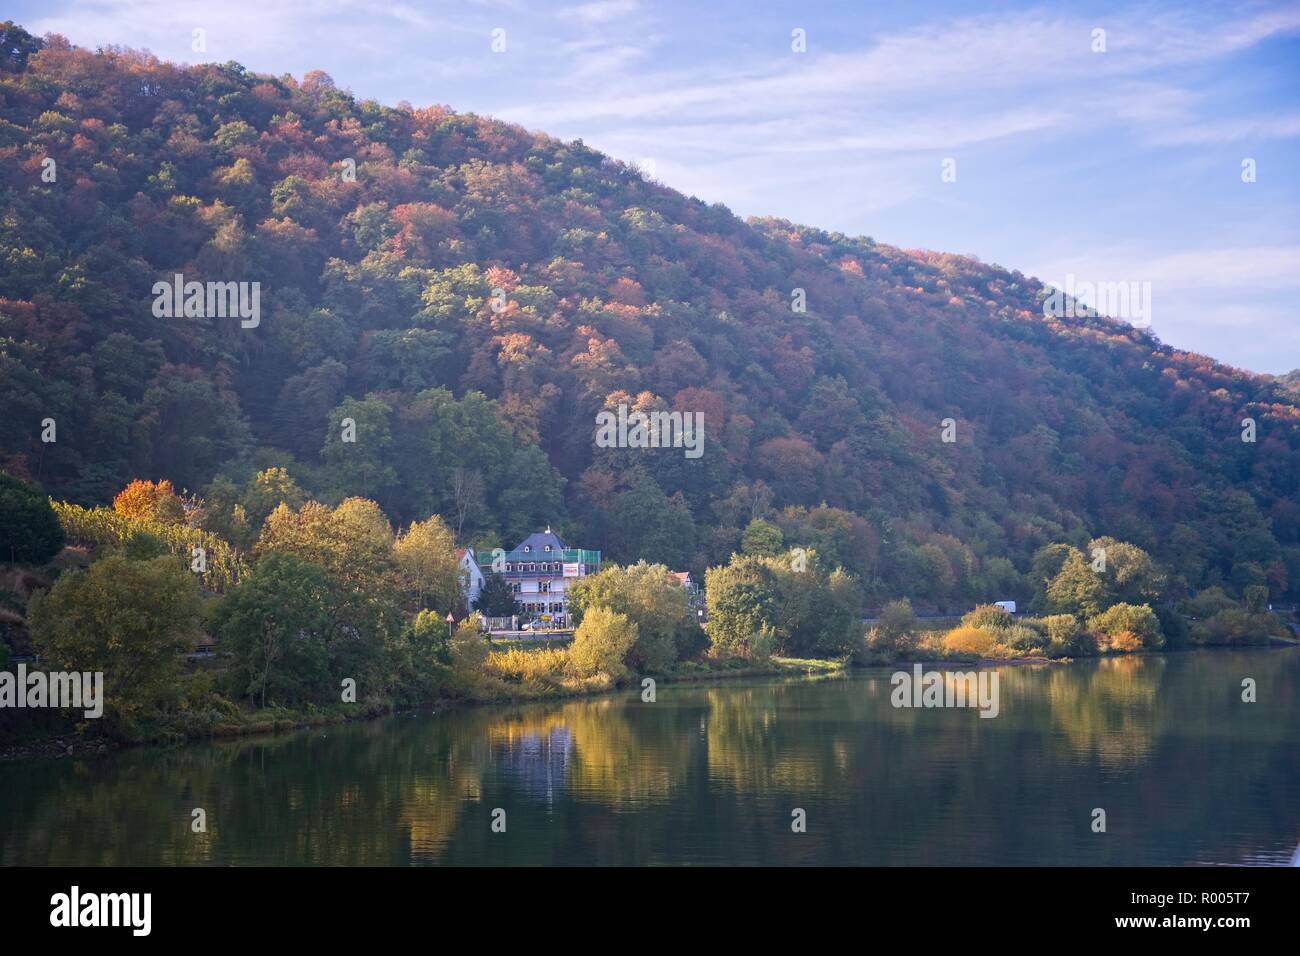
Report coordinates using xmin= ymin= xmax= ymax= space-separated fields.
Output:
xmin=0 ymin=473 xmax=64 ymax=565
xmin=704 ymin=556 xmax=779 ymax=659
xmin=112 ymin=479 xmax=185 ymax=524
xmin=215 ymin=552 xmax=335 ymax=707
xmin=740 ymin=518 xmax=783 ymax=556
xmin=0 ymin=21 xmax=43 ymax=73
xmin=255 ymin=498 xmax=401 ymax=677
xmin=238 ymin=467 xmax=306 ymax=530
xmin=449 ymin=613 xmax=490 ymax=690
xmin=27 ymin=555 xmax=201 ymax=729
xmin=568 ymin=561 xmax=691 ymax=671
xmin=393 ymin=515 xmax=460 ymax=612
xmin=1087 ymin=603 xmax=1162 ymax=651
xmin=569 ymin=606 xmax=638 ymax=679
xmin=473 ymin=572 xmax=519 ymax=617
xmin=1046 ymin=549 xmax=1110 ymax=619
xmin=1088 ymin=537 xmax=1165 ymax=605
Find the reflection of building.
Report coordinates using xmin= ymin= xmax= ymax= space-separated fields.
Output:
xmin=457 ymin=548 xmax=485 ymax=614
xmin=475 ymin=529 xmax=600 ymax=625
xmin=497 ymin=726 xmax=574 ymax=804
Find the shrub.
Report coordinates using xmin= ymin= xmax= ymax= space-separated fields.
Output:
xmin=1001 ymin=623 xmax=1047 ymax=653
xmin=880 ymin=598 xmax=918 ymax=638
xmin=1179 ymin=586 xmax=1236 ymax=620
xmin=1107 ymin=631 xmax=1144 ymax=653
xmin=961 ymin=604 xmax=1013 ymax=631
xmin=1190 ymin=608 xmax=1272 ymax=646
xmin=485 ymin=647 xmax=568 ymax=682
xmin=449 ymin=614 xmax=491 ymax=688
xmin=569 ymin=606 xmax=638 ymax=679
xmin=1038 ymin=614 xmax=1087 ymax=655
xmin=942 ymin=626 xmax=996 ymax=657
xmin=1088 ymin=602 xmax=1162 ymax=650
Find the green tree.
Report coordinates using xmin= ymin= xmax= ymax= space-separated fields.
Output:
xmin=1087 ymin=602 xmax=1163 ymax=650
xmin=473 ymin=571 xmax=519 ymax=617
xmin=569 ymin=606 xmax=638 ymax=679
xmin=394 ymin=515 xmax=461 ymax=612
xmin=740 ymin=518 xmax=784 ymax=556
xmin=256 ymin=498 xmax=401 ymax=679
xmin=568 ymin=561 xmax=691 ymax=671
xmin=215 ymin=552 xmax=335 ymax=707
xmin=1046 ymin=549 xmax=1110 ymax=619
xmin=704 ymin=556 xmax=779 ymax=659
xmin=0 ymin=473 xmax=64 ymax=564
xmin=27 ymin=555 xmax=201 ymax=730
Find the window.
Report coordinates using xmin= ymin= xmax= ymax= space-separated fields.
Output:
xmin=524 ymin=546 xmax=531 ymax=553
xmin=540 ymin=580 xmax=550 ymax=593
xmin=504 ymin=563 xmax=512 ymax=572
xmin=544 ymin=545 xmax=552 ymax=552
xmin=511 ymin=582 xmax=521 ymax=593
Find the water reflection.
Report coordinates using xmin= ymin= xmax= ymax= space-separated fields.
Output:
xmin=1 ymin=649 xmax=1297 ymax=866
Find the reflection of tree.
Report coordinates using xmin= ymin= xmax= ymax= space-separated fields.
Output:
xmin=2 ymin=653 xmax=1298 ymax=866
xmin=565 ymin=698 xmax=690 ymax=805
xmin=1046 ymin=655 xmax=1163 ymax=767
xmin=704 ymin=684 xmax=831 ymax=794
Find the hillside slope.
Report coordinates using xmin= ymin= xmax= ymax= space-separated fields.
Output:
xmin=2 ymin=25 xmax=1298 ymax=604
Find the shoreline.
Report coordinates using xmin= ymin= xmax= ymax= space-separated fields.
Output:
xmin=5 ymin=641 xmax=1295 ymax=763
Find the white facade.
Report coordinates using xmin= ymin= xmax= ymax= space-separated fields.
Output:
xmin=459 ymin=549 xmax=486 ymax=614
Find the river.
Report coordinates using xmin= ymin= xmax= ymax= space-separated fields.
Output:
xmin=2 ymin=648 xmax=1297 ymax=865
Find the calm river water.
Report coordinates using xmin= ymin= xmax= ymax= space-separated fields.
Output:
xmin=2 ymin=648 xmax=1298 ymax=865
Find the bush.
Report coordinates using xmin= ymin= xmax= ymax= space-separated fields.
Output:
xmin=0 ymin=474 xmax=65 ymax=565
xmin=1038 ymin=614 xmax=1089 ymax=656
xmin=942 ymin=626 xmax=996 ymax=657
xmin=1190 ymin=608 xmax=1272 ymax=646
xmin=880 ymin=598 xmax=918 ymax=639
xmin=569 ymin=606 xmax=638 ymax=679
xmin=1179 ymin=586 xmax=1236 ymax=620
xmin=1001 ymin=623 xmax=1047 ymax=653
xmin=961 ymin=604 xmax=1013 ymax=631
xmin=485 ymin=647 xmax=568 ymax=682
xmin=449 ymin=615 xmax=491 ymax=688
xmin=1088 ymin=602 xmax=1162 ymax=650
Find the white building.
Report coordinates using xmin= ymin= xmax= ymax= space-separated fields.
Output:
xmin=458 ymin=548 xmax=486 ymax=614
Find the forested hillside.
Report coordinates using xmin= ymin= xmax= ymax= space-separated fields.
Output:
xmin=3 ymin=24 xmax=1298 ymax=606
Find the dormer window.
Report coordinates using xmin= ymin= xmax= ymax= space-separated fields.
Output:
xmin=544 ymin=545 xmax=552 ymax=552
xmin=523 ymin=545 xmax=531 ymax=553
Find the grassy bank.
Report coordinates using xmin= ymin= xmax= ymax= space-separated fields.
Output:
xmin=1 ymin=653 xmax=850 ymax=761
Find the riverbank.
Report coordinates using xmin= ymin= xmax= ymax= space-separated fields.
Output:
xmin=8 ymin=634 xmax=1296 ymax=763
xmin=0 ymin=654 xmax=851 ymax=761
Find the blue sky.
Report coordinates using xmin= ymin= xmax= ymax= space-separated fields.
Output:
xmin=13 ymin=0 xmax=1300 ymax=373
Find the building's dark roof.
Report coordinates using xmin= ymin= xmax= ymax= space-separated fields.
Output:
xmin=511 ymin=530 xmax=566 ymax=556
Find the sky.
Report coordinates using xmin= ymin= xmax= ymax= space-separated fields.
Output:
xmin=12 ymin=0 xmax=1300 ymax=373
